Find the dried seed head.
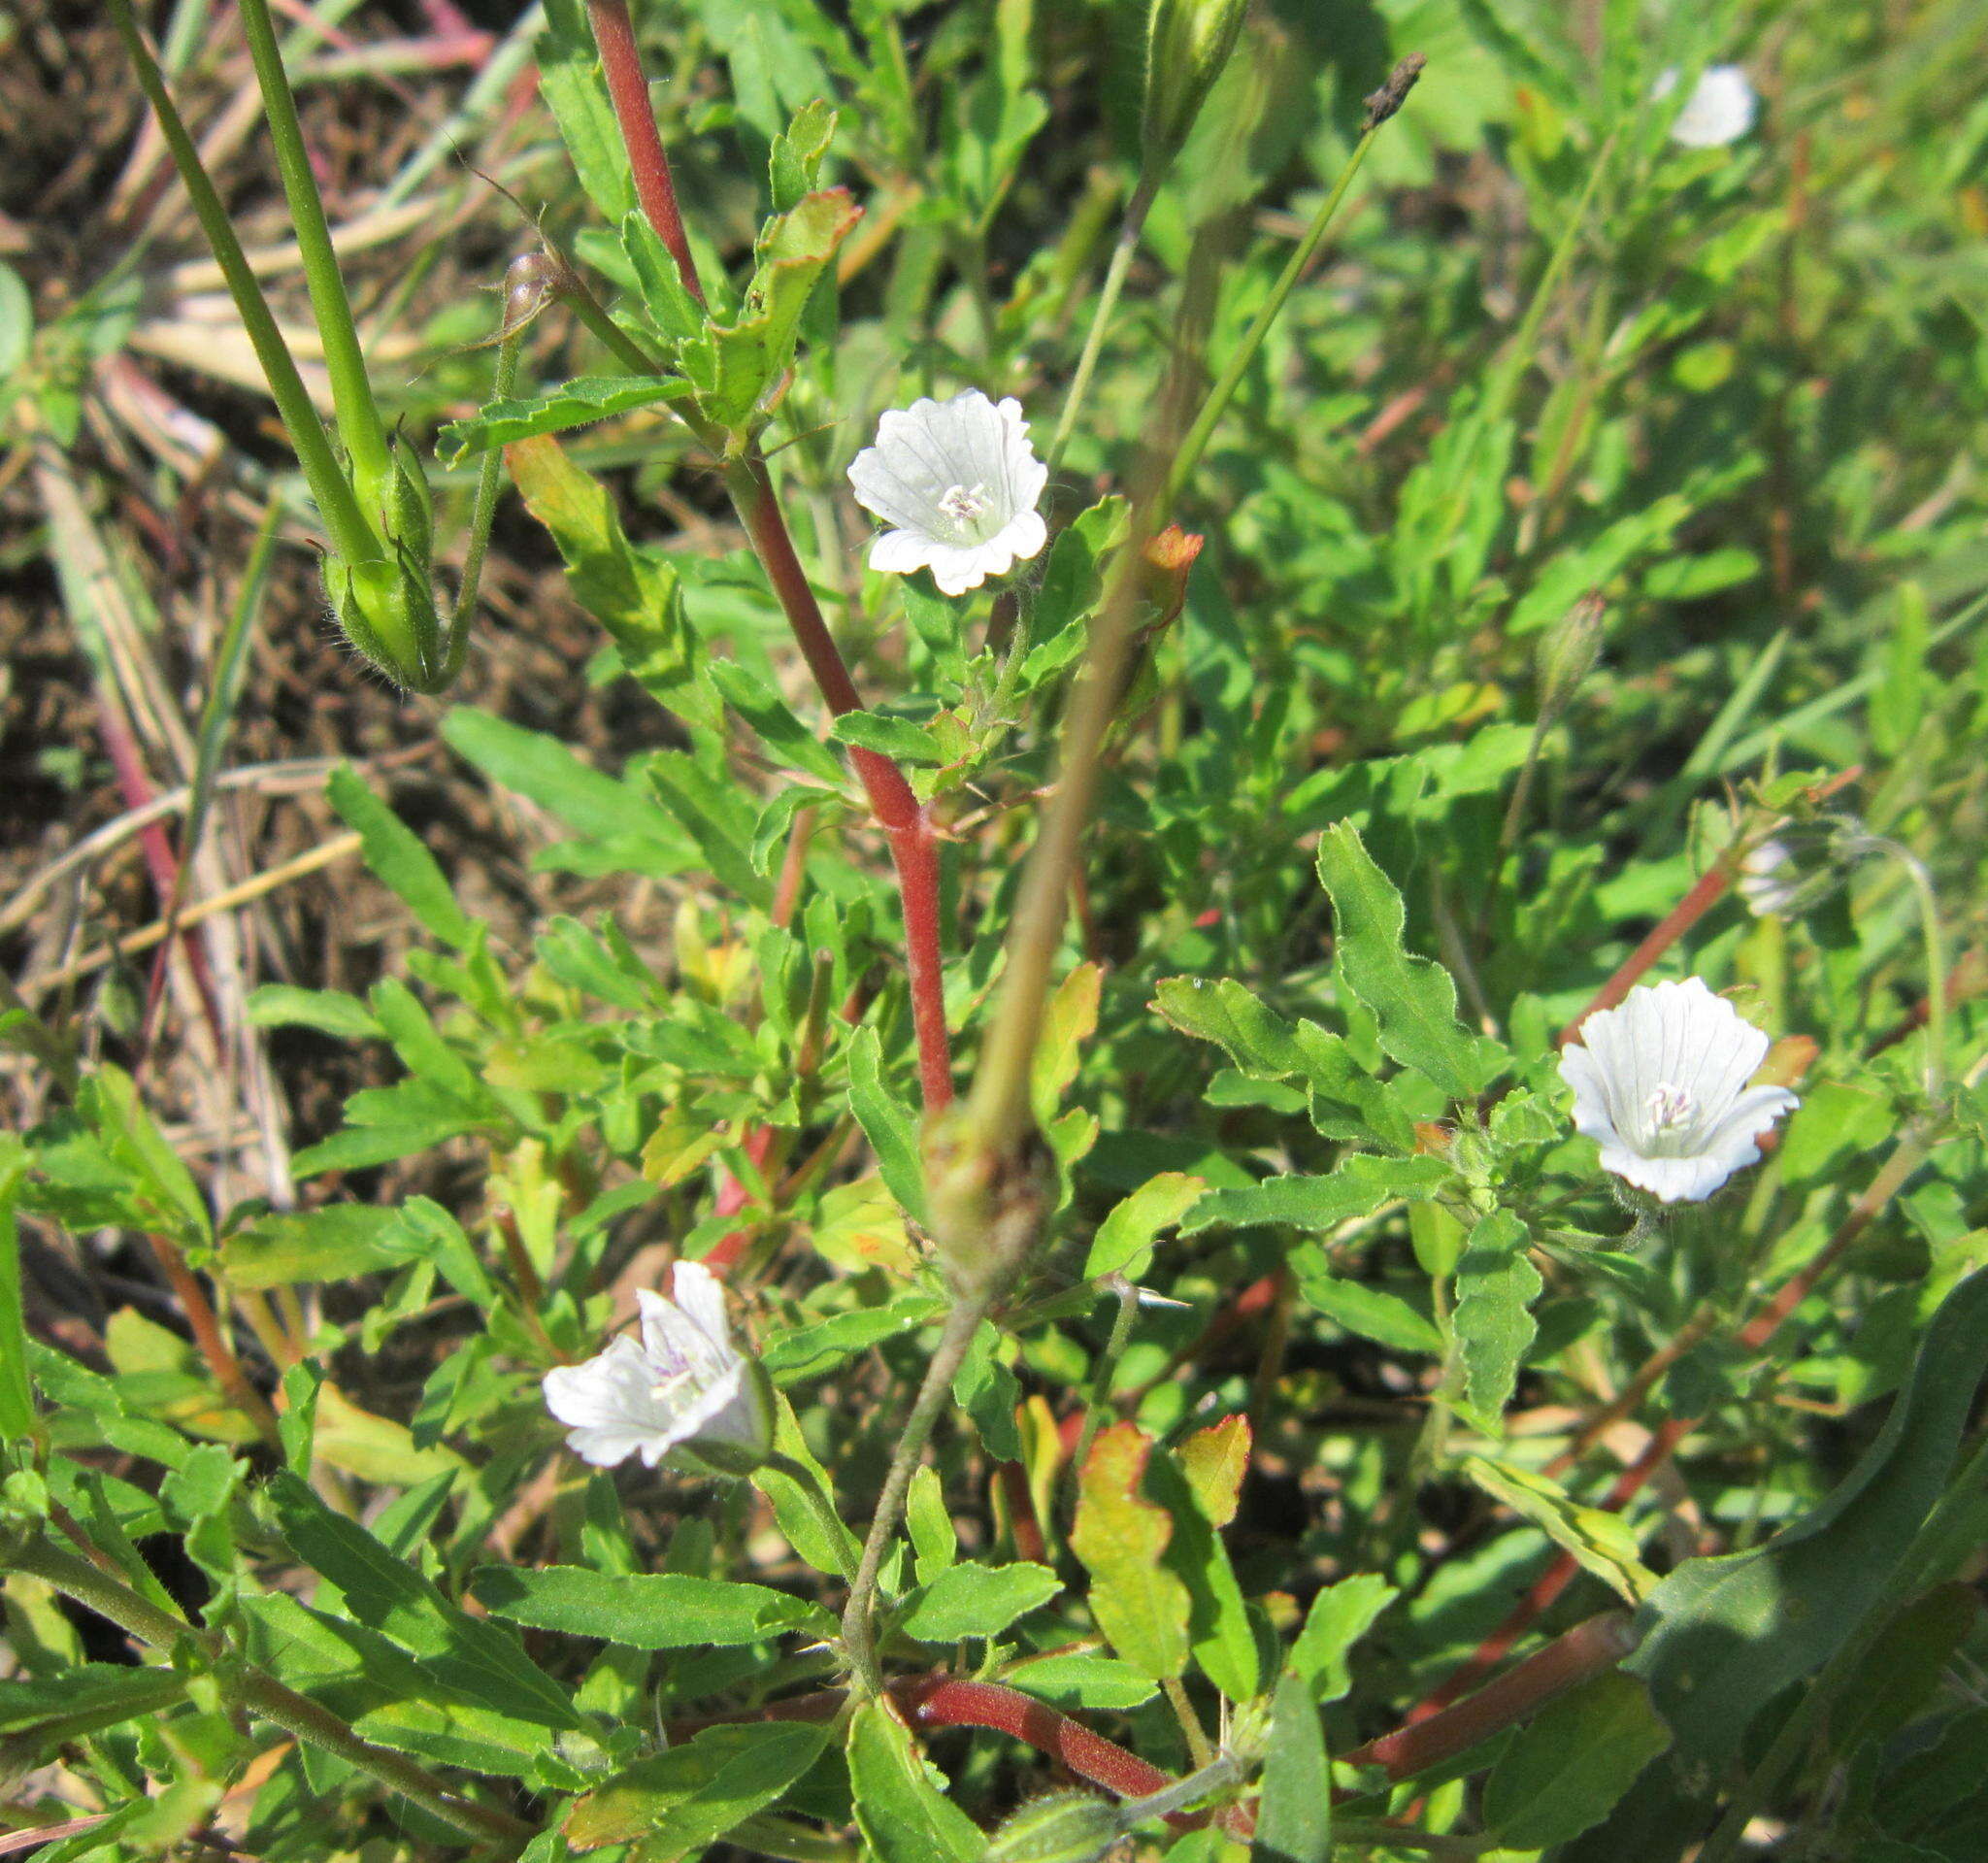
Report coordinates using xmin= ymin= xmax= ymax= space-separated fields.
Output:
xmin=501 ymin=250 xmax=565 ymax=339
xmin=1362 ymin=52 xmax=1426 ymax=130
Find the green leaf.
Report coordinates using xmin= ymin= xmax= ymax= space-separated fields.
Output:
xmin=771 ymin=99 xmax=838 ymax=213
xmin=847 ymin=1025 xmax=928 ymax=1225
xmin=244 ymin=984 xmax=382 ymax=1039
xmin=0 ymin=1664 xmax=186 ymax=1749
xmin=1085 ymin=1172 xmax=1207 ymax=1281
xmin=438 ymin=376 xmax=690 ymax=464
xmin=760 ymin=1290 xmax=946 ymax=1383
xmin=504 ymin=435 xmax=718 ymax=730
xmin=1252 ymin=1672 xmax=1332 ymax=1863
xmin=1289 ymin=1574 xmax=1397 ymax=1703
xmin=470 ymin=1566 xmax=834 ymax=1648
xmin=907 ymin=1464 xmax=957 ymax=1585
xmin=1183 ymin=1152 xmax=1453 ymax=1235
xmin=1627 ymin=1267 xmax=1988 ymax=1768
xmin=710 ymin=659 xmax=848 ymax=786
xmin=0 ymin=1139 xmax=37 ymax=1441
xmin=901 ymin=1561 xmax=1061 ymax=1642
xmin=262 ymin=1473 xmax=580 ymax=1731
xmin=565 ymin=1723 xmax=830 ymax=1856
xmin=536 ymin=0 xmax=637 ymax=224
xmin=1002 ymin=1653 xmax=1159 ymax=1711
xmin=1464 ymin=1457 xmax=1658 ymax=1607
xmin=829 ymin=709 xmax=948 ymax=765
xmin=1314 ymin=821 xmax=1505 ymax=1097
xmin=1453 ymin=1209 xmax=1541 ymax=1420
xmin=1146 ymin=1439 xmax=1258 ymax=1702
xmin=845 ymin=1699 xmax=984 ymax=1863
xmin=1017 ymin=496 xmax=1125 ymax=688
xmin=328 ymin=766 xmax=474 ymax=950
xmin=1069 ymin=1422 xmax=1191 ymax=1680
xmin=219 ymin=1205 xmax=405 ymax=1288
xmin=681 ymin=189 xmax=861 ymax=431
xmin=1482 ymin=1672 xmax=1671 ymax=1848
xmin=1291 ymin=1254 xmax=1442 ymax=1355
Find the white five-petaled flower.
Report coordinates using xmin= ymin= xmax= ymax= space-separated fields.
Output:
xmin=542 ymin=1261 xmax=769 ymax=1469
xmin=1559 ymin=977 xmax=1799 ymax=1204
xmin=846 ymin=389 xmax=1048 ymax=596
xmin=1652 ymin=64 xmax=1759 ymax=149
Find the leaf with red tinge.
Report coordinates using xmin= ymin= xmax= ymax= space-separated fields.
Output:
xmin=1070 ymin=1423 xmax=1190 ymax=1681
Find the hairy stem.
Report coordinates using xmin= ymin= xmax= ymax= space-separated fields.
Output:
xmin=842 ymin=1294 xmax=993 ymax=1694
xmin=584 ymin=0 xmax=704 ymax=303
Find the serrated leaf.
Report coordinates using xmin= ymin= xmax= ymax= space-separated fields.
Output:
xmin=1315 ymin=822 xmax=1505 ymax=1097
xmin=1454 ymin=1209 xmax=1541 ymax=1421
xmin=1291 ymin=1253 xmax=1443 ymax=1355
xmin=771 ymin=99 xmax=837 ymax=212
xmin=760 ymin=1290 xmax=946 ymax=1383
xmin=439 ymin=376 xmax=689 ymax=464
xmin=1184 ymin=1152 xmax=1453 ymax=1235
xmin=710 ymin=658 xmax=848 ymax=786
xmin=829 ymin=709 xmax=948 ymax=764
xmin=1069 ymin=1423 xmax=1190 ymax=1680
xmin=470 ymin=1566 xmax=833 ymax=1648
xmin=1146 ymin=1439 xmax=1258 ymax=1702
xmin=219 ymin=1206 xmax=404 ymax=1288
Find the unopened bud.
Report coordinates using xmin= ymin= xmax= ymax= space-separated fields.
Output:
xmin=1362 ymin=52 xmax=1426 ymax=131
xmin=502 ymin=250 xmax=566 ymax=339
xmin=985 ymin=1792 xmax=1126 ymax=1863
xmin=1536 ymin=590 xmax=1606 ymax=719
xmin=323 ymin=549 xmax=451 ymax=693
xmin=1141 ymin=0 xmax=1251 ymax=171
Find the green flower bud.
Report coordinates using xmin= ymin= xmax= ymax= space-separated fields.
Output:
xmin=1536 ymin=590 xmax=1606 ymax=721
xmin=1141 ymin=0 xmax=1250 ymax=172
xmin=985 ymin=1792 xmax=1127 ymax=1863
xmin=323 ymin=548 xmax=451 ymax=693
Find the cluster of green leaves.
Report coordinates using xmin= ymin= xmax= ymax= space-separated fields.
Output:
xmin=8 ymin=0 xmax=1988 ymax=1859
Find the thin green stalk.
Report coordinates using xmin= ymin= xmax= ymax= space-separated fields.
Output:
xmin=841 ymin=1293 xmax=995 ymax=1696
xmin=447 ymin=325 xmax=525 ymax=677
xmin=1161 ymin=78 xmax=1412 ymax=517
xmin=1047 ymin=176 xmax=1158 ymax=477
xmin=0 ymin=1526 xmax=532 ymax=1849
xmin=233 ymin=0 xmax=392 ymax=502
xmin=1068 ymin=1276 xmax=1141 ymax=1485
xmin=108 ymin=0 xmax=376 ymax=567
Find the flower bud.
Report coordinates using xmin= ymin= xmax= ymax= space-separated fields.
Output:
xmin=322 ymin=549 xmax=451 ymax=693
xmin=985 ymin=1792 xmax=1126 ymax=1863
xmin=1535 ymin=590 xmax=1606 ymax=721
xmin=1141 ymin=0 xmax=1250 ymax=172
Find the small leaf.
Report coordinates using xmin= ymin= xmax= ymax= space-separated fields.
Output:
xmin=1085 ymin=1172 xmax=1206 ymax=1281
xmin=328 ymin=767 xmax=474 ymax=950
xmin=1252 ymin=1672 xmax=1332 ymax=1863
xmin=0 ymin=1139 xmax=38 ymax=1441
xmin=901 ymin=1561 xmax=1061 ymax=1642
xmin=760 ymin=1291 xmax=947 ymax=1383
xmin=1069 ymin=1423 xmax=1191 ymax=1680
xmin=829 ymin=709 xmax=948 ymax=764
xmin=1184 ymin=1152 xmax=1453 ymax=1235
xmin=845 ymin=1699 xmax=985 ymax=1863
xmin=1453 ymin=1209 xmax=1541 ymax=1420
xmin=438 ymin=376 xmax=689 ymax=464
xmin=1482 ymin=1672 xmax=1670 ymax=1848
xmin=470 ymin=1566 xmax=834 ymax=1648
xmin=1178 ymin=1414 xmax=1249 ymax=1528
xmin=847 ymin=1026 xmax=928 ymax=1225
xmin=1464 ymin=1457 xmax=1657 ymax=1606
xmin=566 ymin=1722 xmax=829 ymax=1855
xmin=1289 ymin=1574 xmax=1397 ymax=1703
xmin=1291 ymin=1256 xmax=1443 ymax=1355
xmin=1315 ymin=822 xmax=1505 ymax=1097
xmin=710 ymin=659 xmax=848 ymax=786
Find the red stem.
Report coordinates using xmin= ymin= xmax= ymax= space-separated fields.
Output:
xmin=582 ymin=8 xmax=954 ymax=1112
xmin=584 ymin=0 xmax=704 ymax=303
xmin=1555 ymin=854 xmax=1741 ymax=1049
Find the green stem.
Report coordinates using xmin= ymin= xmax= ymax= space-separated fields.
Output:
xmin=1068 ymin=1277 xmax=1140 ymax=1486
xmin=841 ymin=1293 xmax=995 ymax=1697
xmin=447 ymin=325 xmax=525 ymax=678
xmin=1161 ymin=124 xmax=1383 ymax=517
xmin=108 ymin=0 xmax=377 ymax=567
xmin=1047 ymin=177 xmax=1158 ymax=478
xmin=233 ymin=0 xmax=393 ymax=504
xmin=1 ymin=1526 xmax=532 ymax=1850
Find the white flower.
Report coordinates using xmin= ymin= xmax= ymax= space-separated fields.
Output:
xmin=1652 ymin=64 xmax=1758 ymax=149
xmin=847 ymin=390 xmax=1048 ymax=596
xmin=1559 ymin=977 xmax=1799 ymax=1204
xmin=542 ymin=1261 xmax=769 ymax=1469
xmin=1739 ymin=839 xmax=1801 ymax=917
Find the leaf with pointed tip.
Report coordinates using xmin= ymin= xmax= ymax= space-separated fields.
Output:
xmin=438 ymin=376 xmax=689 ymax=464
